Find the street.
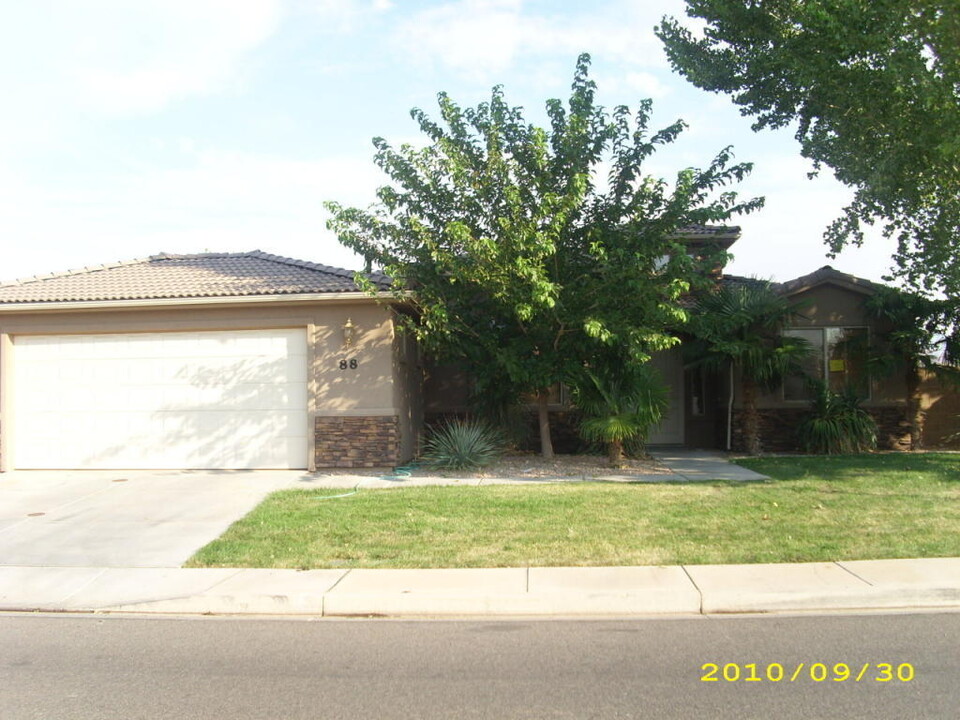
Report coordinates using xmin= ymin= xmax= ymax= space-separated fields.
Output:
xmin=1 ymin=612 xmax=955 ymax=719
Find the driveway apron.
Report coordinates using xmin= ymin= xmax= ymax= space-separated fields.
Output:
xmin=0 ymin=470 xmax=315 ymax=568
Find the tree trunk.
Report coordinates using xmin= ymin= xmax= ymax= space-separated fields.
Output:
xmin=607 ymin=438 xmax=624 ymax=468
xmin=742 ymin=378 xmax=762 ymax=456
xmin=537 ymin=388 xmax=555 ymax=459
xmin=906 ymin=365 xmax=923 ymax=450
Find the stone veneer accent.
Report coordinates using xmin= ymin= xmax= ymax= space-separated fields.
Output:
xmin=731 ymin=406 xmax=910 ymax=453
xmin=315 ymin=415 xmax=399 ymax=468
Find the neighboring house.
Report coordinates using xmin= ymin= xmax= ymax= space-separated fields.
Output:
xmin=0 ymin=252 xmax=422 ymax=471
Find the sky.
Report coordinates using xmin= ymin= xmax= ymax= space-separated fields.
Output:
xmin=0 ymin=0 xmax=899 ymax=285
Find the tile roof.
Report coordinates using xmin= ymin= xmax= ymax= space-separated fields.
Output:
xmin=775 ymin=265 xmax=883 ymax=296
xmin=0 ymin=251 xmax=392 ymax=304
xmin=674 ymin=224 xmax=741 ymax=237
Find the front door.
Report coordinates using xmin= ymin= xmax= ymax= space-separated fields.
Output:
xmin=647 ymin=347 xmax=684 ymax=445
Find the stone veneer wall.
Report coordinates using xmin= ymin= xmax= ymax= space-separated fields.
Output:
xmin=730 ymin=406 xmax=909 ymax=453
xmin=315 ymin=415 xmax=399 ymax=468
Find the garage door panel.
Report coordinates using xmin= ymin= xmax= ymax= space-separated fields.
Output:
xmin=13 ymin=329 xmax=309 ymax=469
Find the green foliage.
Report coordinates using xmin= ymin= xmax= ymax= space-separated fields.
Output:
xmin=572 ymin=359 xmax=669 ymax=466
xmin=687 ymin=281 xmax=810 ymax=389
xmin=658 ymin=1 xmax=960 ymax=296
xmin=326 ymin=53 xmax=762 ymax=453
xmin=686 ymin=280 xmax=812 ymax=454
xmin=421 ymin=418 xmax=506 ymax=470
xmin=866 ymin=287 xmax=960 ymax=372
xmin=797 ymin=383 xmax=878 ymax=455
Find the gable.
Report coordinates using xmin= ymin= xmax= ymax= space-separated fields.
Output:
xmin=785 ymin=283 xmax=873 ymax=328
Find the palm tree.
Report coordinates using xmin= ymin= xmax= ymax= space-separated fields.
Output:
xmin=687 ymin=281 xmax=811 ymax=455
xmin=572 ymin=360 xmax=669 ymax=468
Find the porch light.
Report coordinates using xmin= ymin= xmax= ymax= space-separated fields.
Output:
xmin=342 ymin=318 xmax=357 ymax=347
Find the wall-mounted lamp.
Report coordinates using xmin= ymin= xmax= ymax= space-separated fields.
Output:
xmin=342 ymin=318 xmax=357 ymax=347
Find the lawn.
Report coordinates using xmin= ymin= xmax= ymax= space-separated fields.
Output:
xmin=187 ymin=453 xmax=960 ymax=569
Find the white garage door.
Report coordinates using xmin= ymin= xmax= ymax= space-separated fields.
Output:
xmin=12 ymin=329 xmax=308 ymax=470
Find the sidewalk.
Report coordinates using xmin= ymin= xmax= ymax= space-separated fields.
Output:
xmin=2 ymin=558 xmax=959 ymax=617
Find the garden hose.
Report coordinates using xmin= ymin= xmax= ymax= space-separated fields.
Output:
xmin=313 ymin=461 xmax=421 ymax=501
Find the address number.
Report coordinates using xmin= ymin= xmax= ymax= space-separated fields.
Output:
xmin=339 ymin=358 xmax=359 ymax=370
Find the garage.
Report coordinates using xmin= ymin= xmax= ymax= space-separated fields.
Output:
xmin=12 ymin=328 xmax=309 ymax=470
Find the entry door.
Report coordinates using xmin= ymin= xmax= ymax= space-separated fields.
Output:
xmin=12 ymin=328 xmax=308 ymax=469
xmin=647 ymin=348 xmax=685 ymax=445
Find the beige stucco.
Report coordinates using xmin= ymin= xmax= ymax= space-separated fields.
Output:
xmin=0 ymin=298 xmax=418 ymax=470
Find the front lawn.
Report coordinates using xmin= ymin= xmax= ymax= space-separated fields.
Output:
xmin=187 ymin=453 xmax=960 ymax=568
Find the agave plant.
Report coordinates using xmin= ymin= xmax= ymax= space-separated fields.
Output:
xmin=421 ymin=418 xmax=506 ymax=470
xmin=796 ymin=382 xmax=878 ymax=454
xmin=572 ymin=361 xmax=668 ymax=468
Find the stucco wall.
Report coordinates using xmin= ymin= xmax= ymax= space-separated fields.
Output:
xmin=919 ymin=371 xmax=960 ymax=448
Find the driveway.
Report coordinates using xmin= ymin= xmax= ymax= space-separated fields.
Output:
xmin=0 ymin=470 xmax=318 ymax=568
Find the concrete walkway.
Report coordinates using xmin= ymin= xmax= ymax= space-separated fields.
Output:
xmin=648 ymin=449 xmax=771 ymax=481
xmin=2 ymin=558 xmax=958 ymax=617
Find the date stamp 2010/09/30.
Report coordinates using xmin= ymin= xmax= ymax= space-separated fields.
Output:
xmin=701 ymin=662 xmax=915 ymax=683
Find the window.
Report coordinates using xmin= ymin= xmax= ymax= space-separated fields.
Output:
xmin=783 ymin=327 xmax=870 ymax=401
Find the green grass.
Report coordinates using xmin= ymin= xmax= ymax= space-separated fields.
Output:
xmin=187 ymin=453 xmax=960 ymax=569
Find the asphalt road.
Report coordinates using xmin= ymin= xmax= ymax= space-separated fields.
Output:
xmin=1 ymin=612 xmax=956 ymax=719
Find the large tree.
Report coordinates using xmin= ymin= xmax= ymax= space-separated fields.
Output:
xmin=657 ymin=1 xmax=960 ymax=296
xmin=326 ymin=54 xmax=761 ymax=456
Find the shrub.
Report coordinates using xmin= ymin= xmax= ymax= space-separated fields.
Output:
xmin=572 ymin=362 xmax=668 ymax=467
xmin=421 ymin=418 xmax=506 ymax=470
xmin=796 ymin=383 xmax=878 ymax=454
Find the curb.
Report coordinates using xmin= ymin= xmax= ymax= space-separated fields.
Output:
xmin=3 ymin=559 xmax=960 ymax=618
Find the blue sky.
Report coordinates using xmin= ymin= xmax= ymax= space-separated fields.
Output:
xmin=0 ymin=0 xmax=896 ymax=284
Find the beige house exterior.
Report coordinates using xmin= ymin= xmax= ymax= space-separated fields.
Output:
xmin=0 ymin=252 xmax=422 ymax=471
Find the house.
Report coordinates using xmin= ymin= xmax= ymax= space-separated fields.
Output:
xmin=0 ymin=251 xmax=422 ymax=471
xmin=0 ymin=242 xmax=954 ymax=472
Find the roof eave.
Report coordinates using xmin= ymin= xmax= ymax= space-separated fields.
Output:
xmin=0 ymin=290 xmax=405 ymax=314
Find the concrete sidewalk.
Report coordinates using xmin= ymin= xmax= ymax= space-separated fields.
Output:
xmin=3 ymin=558 xmax=958 ymax=617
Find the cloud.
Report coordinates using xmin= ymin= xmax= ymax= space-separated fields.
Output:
xmin=392 ymin=0 xmax=684 ymax=82
xmin=602 ymin=71 xmax=673 ymax=100
xmin=294 ymin=0 xmax=395 ymax=33
xmin=70 ymin=0 xmax=284 ymax=115
xmin=0 ymin=0 xmax=284 ymax=122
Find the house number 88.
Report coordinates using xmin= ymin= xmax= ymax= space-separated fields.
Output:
xmin=339 ymin=359 xmax=358 ymax=370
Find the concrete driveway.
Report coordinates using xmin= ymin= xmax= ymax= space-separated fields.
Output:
xmin=0 ymin=470 xmax=319 ymax=568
